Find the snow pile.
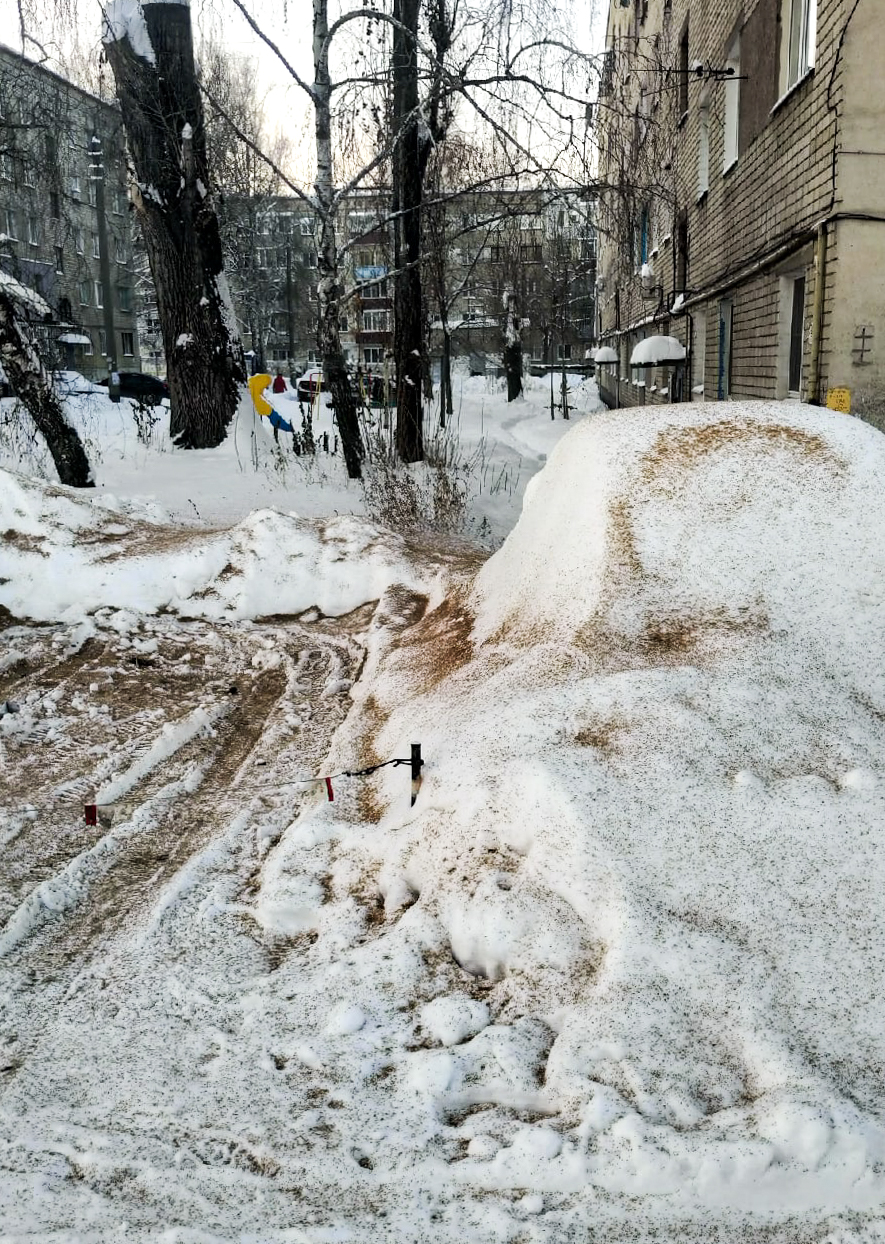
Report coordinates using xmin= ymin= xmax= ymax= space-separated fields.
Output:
xmin=7 ymin=398 xmax=884 ymax=1238
xmin=0 ymin=469 xmax=439 ymax=624
xmin=284 ymin=400 xmax=885 ymax=1232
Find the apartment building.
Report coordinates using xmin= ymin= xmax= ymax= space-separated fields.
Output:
xmin=427 ymin=187 xmax=596 ymax=373
xmin=595 ymin=0 xmax=885 ymax=426
xmin=223 ymin=185 xmax=595 ymax=379
xmin=0 ymin=44 xmax=140 ymax=378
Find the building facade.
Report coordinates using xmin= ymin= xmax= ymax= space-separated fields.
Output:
xmin=0 ymin=45 xmax=140 ymax=379
xmin=221 ymin=186 xmax=595 ymax=381
xmin=595 ymin=0 xmax=885 ymax=426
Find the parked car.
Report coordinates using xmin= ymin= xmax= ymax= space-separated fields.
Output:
xmin=295 ymin=369 xmax=324 ymax=401
xmin=99 ymin=371 xmax=169 ymax=403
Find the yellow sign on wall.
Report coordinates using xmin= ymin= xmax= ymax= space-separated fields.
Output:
xmin=826 ymin=387 xmax=851 ymax=414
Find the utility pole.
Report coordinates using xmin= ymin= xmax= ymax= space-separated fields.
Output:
xmin=89 ymin=134 xmax=119 ymax=402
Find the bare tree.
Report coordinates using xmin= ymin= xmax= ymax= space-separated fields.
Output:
xmin=103 ymin=0 xmax=246 ymax=449
xmin=0 ymin=272 xmax=93 ymax=486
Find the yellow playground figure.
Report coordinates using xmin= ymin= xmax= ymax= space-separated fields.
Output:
xmin=248 ymin=373 xmax=295 ymax=440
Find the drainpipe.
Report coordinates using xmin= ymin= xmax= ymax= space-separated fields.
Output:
xmin=807 ymin=222 xmax=828 ymax=405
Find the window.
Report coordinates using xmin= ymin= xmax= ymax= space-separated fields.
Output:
xmin=27 ymin=215 xmax=39 ymax=246
xmin=717 ymin=299 xmax=733 ymax=399
xmin=55 ymin=245 xmax=64 ymax=273
xmin=45 ymin=134 xmax=57 ymax=166
xmin=3 ymin=209 xmax=16 ymax=239
xmin=92 ymin=233 xmax=101 ymax=259
xmin=0 ymin=153 xmax=12 ymax=182
xmin=638 ymin=205 xmax=651 ymax=266
xmin=489 ymin=245 xmax=502 ymax=263
xmin=113 ymin=187 xmax=126 ymax=215
xmin=362 ymin=310 xmax=390 ymax=333
xmin=363 ymin=346 xmax=384 ymax=365
xmin=697 ymin=90 xmax=710 ymax=197
xmin=59 ymin=295 xmax=72 ymax=320
xmin=70 ymin=175 xmax=81 ymax=200
xmin=676 ymin=213 xmax=688 ymax=291
xmin=361 ymin=279 xmax=387 ymax=299
xmin=121 ymin=331 xmax=134 ymax=357
xmin=557 ymin=343 xmax=572 ymax=360
xmin=94 ymin=280 xmax=103 ymax=307
xmin=79 ymin=279 xmax=90 ymax=305
xmin=785 ymin=0 xmax=817 ymax=88
xmin=75 ymin=229 xmax=84 ymax=255
xmin=348 ymin=211 xmax=375 ymax=236
xmin=465 ymin=297 xmax=485 ymax=322
xmin=115 ymin=237 xmax=127 ymax=263
xmin=519 ymin=243 xmax=543 ymax=262
xmin=339 ymin=314 xmax=349 ymax=332
xmin=98 ymin=329 xmax=107 ymax=356
xmin=23 ymin=161 xmax=35 ymax=188
xmin=678 ymin=24 xmax=689 ymax=117
xmin=307 ymin=250 xmax=317 ymax=269
xmin=300 ymin=217 xmax=312 ymax=236
xmin=81 ymin=334 xmax=93 ymax=355
xmin=118 ymin=285 xmax=132 ymax=312
xmin=723 ymin=35 xmax=741 ymax=171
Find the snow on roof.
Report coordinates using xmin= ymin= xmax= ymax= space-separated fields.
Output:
xmin=0 ymin=268 xmax=51 ymax=318
xmin=57 ymin=332 xmax=92 ymax=345
xmin=592 ymin=345 xmax=618 ymax=363
xmin=630 ymin=334 xmax=686 ymax=365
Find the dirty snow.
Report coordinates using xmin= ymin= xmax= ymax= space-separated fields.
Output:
xmin=2 ymin=391 xmax=885 ymax=1242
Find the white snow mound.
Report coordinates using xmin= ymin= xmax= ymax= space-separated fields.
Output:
xmin=332 ymin=401 xmax=885 ymax=1229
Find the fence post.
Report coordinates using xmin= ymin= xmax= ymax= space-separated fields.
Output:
xmin=410 ymin=743 xmax=423 ymax=806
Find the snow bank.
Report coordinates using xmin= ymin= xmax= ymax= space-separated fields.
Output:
xmin=281 ymin=400 xmax=885 ymax=1232
xmin=0 ymin=470 xmax=438 ymax=625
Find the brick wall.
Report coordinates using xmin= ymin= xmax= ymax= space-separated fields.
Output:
xmin=596 ymin=0 xmax=885 ymax=416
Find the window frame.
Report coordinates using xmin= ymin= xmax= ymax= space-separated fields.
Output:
xmin=722 ymin=35 xmax=741 ymax=173
xmin=783 ymin=0 xmax=817 ymax=90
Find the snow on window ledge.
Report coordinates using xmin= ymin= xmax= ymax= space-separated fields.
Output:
xmin=771 ymin=68 xmax=815 ymax=116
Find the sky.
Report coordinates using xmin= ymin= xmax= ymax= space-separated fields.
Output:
xmin=0 ymin=0 xmax=607 ymax=184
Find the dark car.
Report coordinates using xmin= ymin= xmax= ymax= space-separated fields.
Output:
xmin=100 ymin=372 xmax=169 ymax=403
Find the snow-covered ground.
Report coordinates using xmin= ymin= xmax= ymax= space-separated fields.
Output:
xmin=0 ymin=368 xmax=600 ymax=541
xmin=2 ymin=386 xmax=885 ymax=1242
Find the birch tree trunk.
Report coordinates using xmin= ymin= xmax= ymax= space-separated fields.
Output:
xmin=0 ymin=289 xmax=93 ymax=487
xmin=313 ymin=0 xmax=363 ymax=480
xmin=104 ymin=0 xmax=245 ymax=449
